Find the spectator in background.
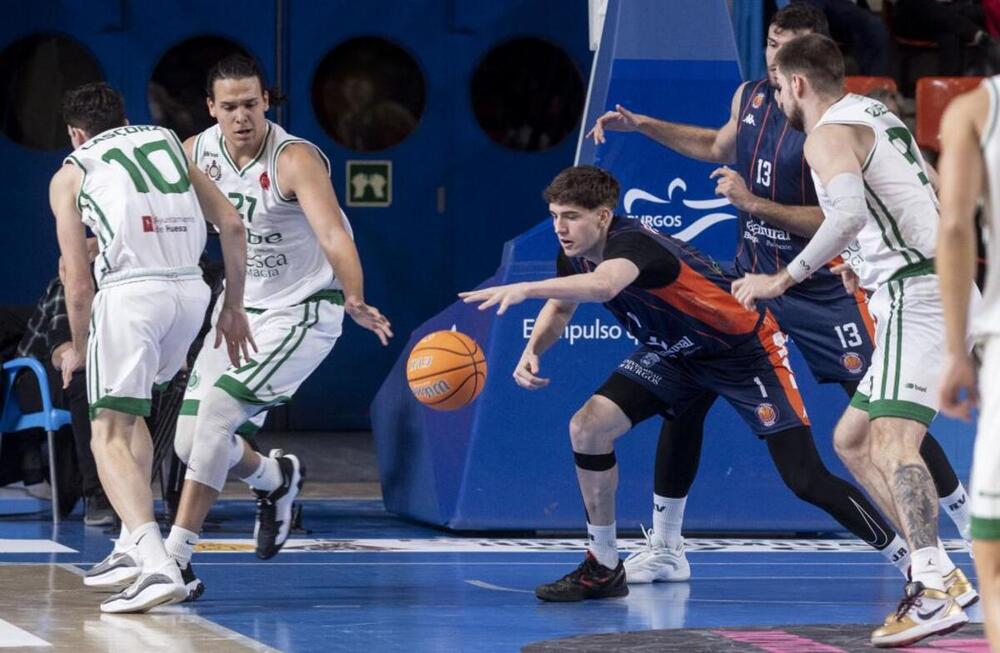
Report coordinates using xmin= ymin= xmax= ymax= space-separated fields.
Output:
xmin=797 ymin=0 xmax=891 ymax=75
xmin=2 ymin=239 xmax=112 ymax=525
xmin=892 ymin=0 xmax=999 ymax=75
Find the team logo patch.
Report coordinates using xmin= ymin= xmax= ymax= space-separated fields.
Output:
xmin=640 ymin=352 xmax=661 ymax=368
xmin=755 ymin=403 xmax=779 ymax=427
xmin=205 ymin=160 xmax=222 ymax=181
xmin=187 ymin=369 xmax=200 ymax=390
xmin=841 ymin=352 xmax=865 ymax=374
xmin=752 ymin=92 xmax=765 ymax=109
xmin=142 ymin=215 xmax=155 ymax=232
xmin=259 ymin=171 xmax=270 ymax=190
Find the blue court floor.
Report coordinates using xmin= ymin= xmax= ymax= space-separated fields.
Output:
xmin=0 ymin=498 xmax=987 ymax=652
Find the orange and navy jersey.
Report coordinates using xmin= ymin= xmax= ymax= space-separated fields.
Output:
xmin=557 ymin=217 xmax=768 ymax=358
xmin=734 ymin=79 xmax=843 ymax=300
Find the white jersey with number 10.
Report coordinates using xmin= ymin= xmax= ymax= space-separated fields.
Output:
xmin=65 ymin=125 xmax=207 ymax=289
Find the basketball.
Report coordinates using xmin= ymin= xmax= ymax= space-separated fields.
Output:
xmin=406 ymin=330 xmax=487 ymax=411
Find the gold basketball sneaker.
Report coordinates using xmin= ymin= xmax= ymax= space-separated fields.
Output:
xmin=871 ymin=581 xmax=968 ymax=648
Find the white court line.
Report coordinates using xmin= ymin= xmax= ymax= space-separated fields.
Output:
xmin=0 ymin=540 xmax=75 ymax=553
xmin=0 ymin=618 xmax=49 ymax=647
xmin=465 ymin=580 xmax=533 ymax=594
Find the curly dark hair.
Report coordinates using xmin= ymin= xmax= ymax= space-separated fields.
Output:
xmin=543 ymin=165 xmax=620 ymax=210
xmin=61 ymin=82 xmax=126 ymax=136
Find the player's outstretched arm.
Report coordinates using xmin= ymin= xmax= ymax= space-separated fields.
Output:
xmin=514 ymin=299 xmax=577 ymax=390
xmin=460 ymin=258 xmax=640 ymax=314
xmin=188 ymin=163 xmax=256 ymax=365
xmin=49 ymin=164 xmax=92 ymax=388
xmin=937 ymin=87 xmax=988 ymax=420
xmin=586 ymin=83 xmax=747 ymax=163
xmin=279 ymin=143 xmax=392 ymax=345
xmin=710 ymin=165 xmax=824 ymax=237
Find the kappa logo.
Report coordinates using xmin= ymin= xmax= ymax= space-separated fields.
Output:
xmin=841 ymin=352 xmax=865 ymax=374
xmin=755 ymin=403 xmax=779 ymax=427
xmin=205 ymin=160 xmax=222 ymax=181
xmin=742 ymin=113 xmax=756 ymax=127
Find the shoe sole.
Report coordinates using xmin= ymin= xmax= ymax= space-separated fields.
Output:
xmin=953 ymin=589 xmax=979 ymax=608
xmin=256 ymin=457 xmax=305 ymax=560
xmin=624 ymin=561 xmax=691 ymax=584
xmin=536 ymin=586 xmax=630 ymax=602
xmin=871 ymin=613 xmax=969 ymax=648
xmin=84 ymin=567 xmax=141 ymax=590
xmin=100 ymin=584 xmax=188 ymax=614
xmin=183 ymin=580 xmax=205 ymax=603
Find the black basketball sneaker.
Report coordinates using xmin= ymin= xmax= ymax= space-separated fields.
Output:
xmin=535 ymin=552 xmax=629 ymax=602
xmin=253 ymin=449 xmax=304 ymax=560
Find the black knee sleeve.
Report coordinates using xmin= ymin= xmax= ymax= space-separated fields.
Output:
xmin=574 ymin=451 xmax=617 ymax=472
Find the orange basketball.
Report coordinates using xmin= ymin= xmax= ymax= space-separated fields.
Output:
xmin=406 ymin=330 xmax=487 ymax=411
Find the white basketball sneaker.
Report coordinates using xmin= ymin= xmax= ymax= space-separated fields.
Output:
xmin=623 ymin=526 xmax=691 ymax=583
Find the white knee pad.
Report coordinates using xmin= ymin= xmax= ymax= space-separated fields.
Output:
xmin=173 ymin=414 xmax=197 ymax=464
xmin=185 ymin=387 xmax=257 ymax=492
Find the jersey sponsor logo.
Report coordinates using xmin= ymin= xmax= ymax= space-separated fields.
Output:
xmin=742 ymin=113 xmax=756 ymax=127
xmin=904 ymin=382 xmax=928 ymax=393
xmin=755 ymin=402 xmax=779 ymax=427
xmin=259 ymin=171 xmax=271 ymax=191
xmin=841 ymin=352 xmax=865 ymax=374
xmin=622 ymin=177 xmax=736 ymax=242
xmin=619 ymin=358 xmax=663 ymax=386
xmin=743 ymin=217 xmax=791 ymax=243
xmin=205 ymin=160 xmax=222 ymax=181
xmin=640 ymin=352 xmax=660 ymax=368
xmin=645 ymin=334 xmax=697 ymax=357
xmin=751 ymin=92 xmax=765 ymax=109
xmin=247 ymin=230 xmax=283 ymax=245
xmin=140 ymin=214 xmax=195 ymax=234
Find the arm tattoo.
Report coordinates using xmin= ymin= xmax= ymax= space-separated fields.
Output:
xmin=892 ymin=463 xmax=938 ymax=550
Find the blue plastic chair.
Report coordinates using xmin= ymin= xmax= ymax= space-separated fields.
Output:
xmin=0 ymin=357 xmax=73 ymax=523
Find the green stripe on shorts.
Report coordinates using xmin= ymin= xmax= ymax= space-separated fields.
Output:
xmin=850 ymin=391 xmax=870 ymax=412
xmin=972 ymin=516 xmax=1000 ymax=540
xmin=89 ymin=396 xmax=152 ymax=419
xmin=179 ymin=399 xmax=200 ymax=416
xmin=214 ymin=375 xmax=290 ymax=406
xmin=868 ymin=399 xmax=936 ymax=426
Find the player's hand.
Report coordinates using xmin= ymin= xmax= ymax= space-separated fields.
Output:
xmin=513 ymin=351 xmax=549 ymax=390
xmin=459 ymin=283 xmax=528 ymax=315
xmin=710 ymin=166 xmax=754 ymax=212
xmin=939 ymin=353 xmax=979 ymax=421
xmin=586 ymin=104 xmax=643 ymax=145
xmin=731 ymin=272 xmax=790 ymax=311
xmin=345 ymin=297 xmax=393 ymax=346
xmin=831 ymin=262 xmax=860 ymax=295
xmin=59 ymin=346 xmax=85 ymax=388
xmin=215 ymin=305 xmax=257 ymax=367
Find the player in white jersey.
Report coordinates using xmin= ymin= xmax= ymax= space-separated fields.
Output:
xmin=937 ymin=77 xmax=1000 ymax=651
xmin=731 ymin=35 xmax=971 ymax=647
xmin=157 ymin=56 xmax=392 ymax=599
xmin=50 ymin=83 xmax=252 ymax=613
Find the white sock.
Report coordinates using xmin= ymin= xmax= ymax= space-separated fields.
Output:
xmin=652 ymin=494 xmax=686 ymax=548
xmin=881 ymin=534 xmax=911 ymax=577
xmin=940 ymin=484 xmax=973 ymax=541
xmin=114 ymin=523 xmax=132 ymax=553
xmin=910 ymin=546 xmax=946 ymax=591
xmin=937 ymin=538 xmax=957 ymax=576
xmin=165 ymin=526 xmax=199 ymax=568
xmin=586 ymin=522 xmax=618 ymax=569
xmin=240 ymin=453 xmax=282 ymax=492
xmin=130 ymin=522 xmax=170 ymax=573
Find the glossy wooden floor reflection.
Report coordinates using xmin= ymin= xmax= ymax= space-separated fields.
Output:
xmin=0 ymin=564 xmax=275 ymax=651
